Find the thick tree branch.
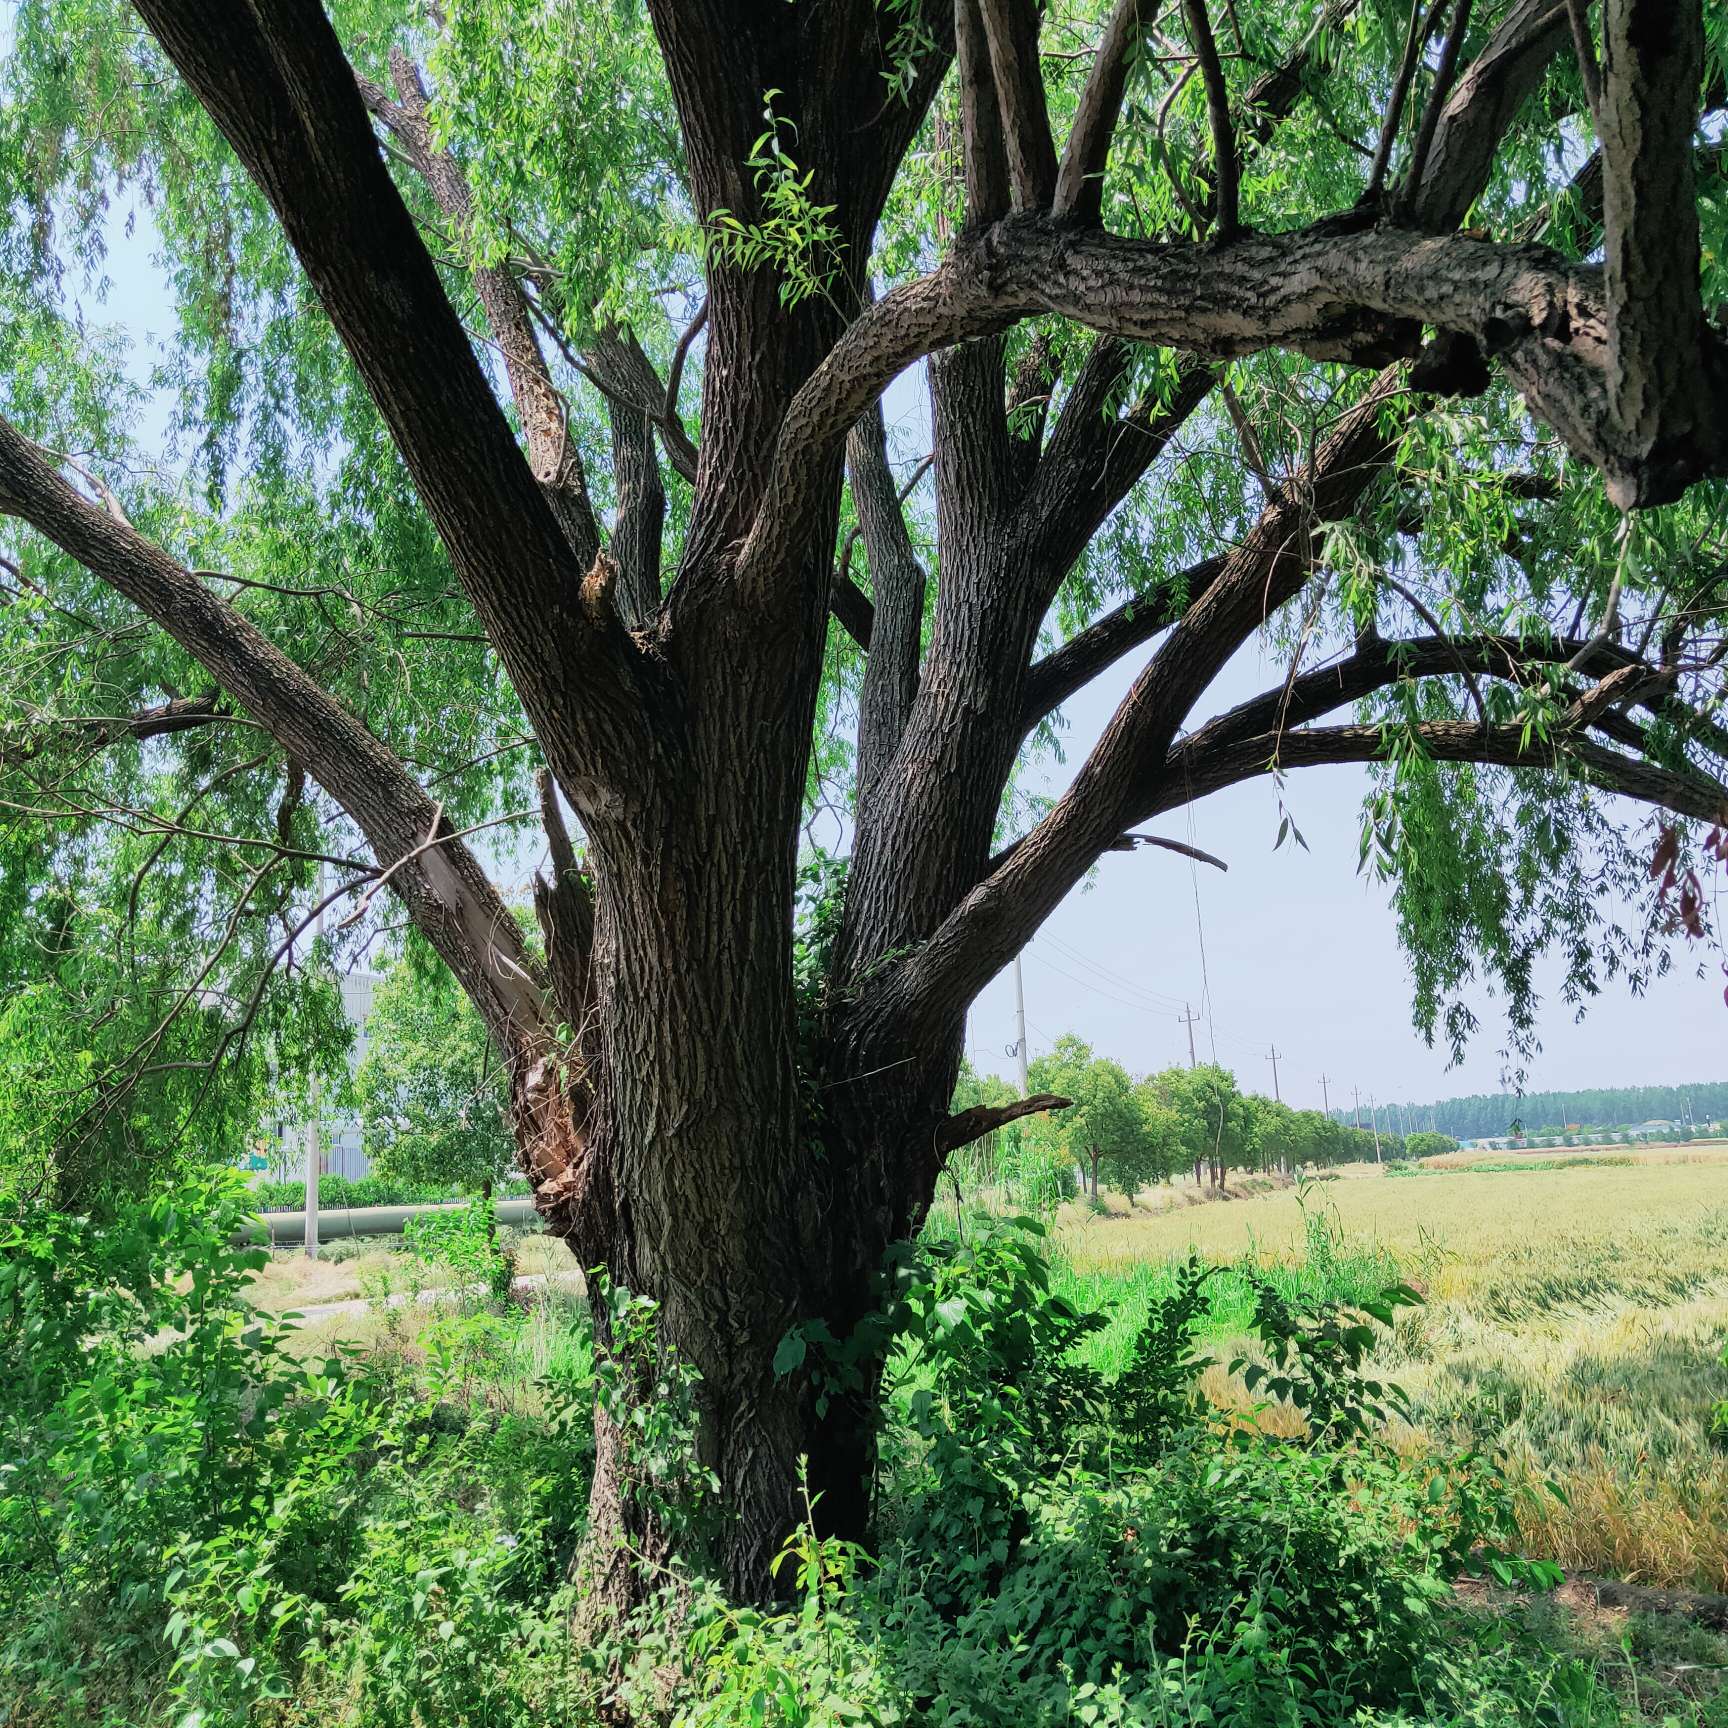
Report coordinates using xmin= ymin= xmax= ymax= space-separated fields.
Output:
xmin=1401 ymin=0 xmax=1476 ymax=208
xmin=1020 ymin=555 xmax=1227 ymax=729
xmin=607 ymin=401 xmax=666 ymax=626
xmin=957 ymin=0 xmax=1013 ymax=225
xmin=130 ymin=0 xmax=654 ymax=812
xmin=849 ymin=405 xmax=928 ymax=803
xmin=532 ymin=767 xmax=596 ymax=1031
xmin=1176 ymin=629 xmax=1654 ymax=756
xmin=830 ymin=570 xmax=877 ymax=650
xmin=1181 ymin=0 xmax=1239 ymax=235
xmin=89 ymin=692 xmax=232 ymax=745
xmin=363 ymin=52 xmax=602 ymax=561
xmin=1566 ymin=0 xmax=1603 ymax=117
xmin=747 ymin=202 xmax=1728 ymax=596
xmin=1597 ymin=0 xmax=1724 ymax=507
xmin=584 ymin=323 xmax=700 ymax=487
xmin=1154 ymin=719 xmax=1728 ymax=827
xmin=0 ymin=417 xmax=551 ymax=1060
xmin=662 ymin=299 xmax=707 ymax=457
xmin=1407 ymin=0 xmax=1568 ymax=230
xmin=978 ymin=0 xmax=1060 ymax=210
xmin=1056 ymin=0 xmax=1166 ymax=223
xmin=1020 ymin=354 xmax=1219 ymax=581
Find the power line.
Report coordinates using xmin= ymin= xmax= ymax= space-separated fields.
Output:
xmin=1035 ymin=929 xmax=1284 ymax=1065
xmin=1185 ymin=815 xmax=1220 ymax=1068
xmin=1038 ymin=931 xmax=1193 ymax=1011
xmin=1026 ymin=948 xmax=1190 ymax=1017
xmin=1012 ymin=953 xmax=1029 ymax=1093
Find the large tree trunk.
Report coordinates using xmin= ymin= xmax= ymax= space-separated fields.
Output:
xmin=517 ymin=545 xmax=965 ymax=1606
xmin=547 ymin=983 xmax=958 ymax=1607
xmin=75 ymin=0 xmax=1728 ymax=1641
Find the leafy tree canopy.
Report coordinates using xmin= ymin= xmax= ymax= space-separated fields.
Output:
xmin=4 ymin=0 xmax=1728 ymax=1597
xmin=355 ymin=938 xmax=515 ymax=1194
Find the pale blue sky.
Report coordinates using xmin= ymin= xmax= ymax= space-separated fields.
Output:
xmin=962 ymin=630 xmax=1727 ymax=1114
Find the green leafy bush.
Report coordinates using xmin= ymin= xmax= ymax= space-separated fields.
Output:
xmin=2 ymin=1177 xmax=1642 ymax=1727
xmin=0 ymin=1170 xmax=372 ymax=1722
xmin=0 ymin=1171 xmax=596 ymax=1727
xmin=250 ymin=1172 xmax=531 ymax=1211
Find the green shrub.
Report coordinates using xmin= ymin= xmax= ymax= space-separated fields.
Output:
xmin=404 ymin=1191 xmax=517 ymax=1301
xmin=250 ymin=1172 xmax=531 ymax=1211
xmin=338 ymin=1500 xmax=534 ymax=1728
xmin=0 ymin=1170 xmax=372 ymax=1723
xmin=6 ymin=1176 xmax=1642 ymax=1727
xmin=0 ymin=1172 xmax=597 ymax=1726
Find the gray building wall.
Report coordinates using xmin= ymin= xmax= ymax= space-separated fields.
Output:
xmin=266 ymin=970 xmax=380 ymax=1181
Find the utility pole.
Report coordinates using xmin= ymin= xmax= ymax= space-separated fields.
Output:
xmin=1368 ymin=1093 xmax=1383 ymax=1164
xmin=1265 ymin=1044 xmax=1282 ymax=1102
xmin=1179 ymin=1003 xmax=1201 ymax=1068
xmin=1319 ymin=1073 xmax=1331 ymax=1117
xmin=1012 ymin=953 xmax=1030 ymax=1094
xmin=304 ymin=865 xmax=325 ymax=1261
xmin=1353 ymin=1084 xmax=1362 ymax=1128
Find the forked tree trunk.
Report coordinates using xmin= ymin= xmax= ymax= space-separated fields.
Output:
xmin=99 ymin=0 xmax=1724 ymax=1639
xmin=517 ymin=599 xmax=965 ymax=1607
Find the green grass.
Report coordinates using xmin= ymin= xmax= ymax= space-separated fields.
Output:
xmin=1050 ymin=1231 xmax=1402 ymax=1375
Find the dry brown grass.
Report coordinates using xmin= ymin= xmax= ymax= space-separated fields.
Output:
xmin=244 ymin=1226 xmax=575 ymax=1312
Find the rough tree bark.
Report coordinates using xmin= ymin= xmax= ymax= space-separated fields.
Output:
xmin=3 ymin=0 xmax=1727 ymax=1619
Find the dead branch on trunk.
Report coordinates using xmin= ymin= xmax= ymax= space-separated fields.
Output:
xmin=938 ymin=1091 xmax=1072 ymax=1154
xmin=1108 ymin=832 xmax=1229 ymax=868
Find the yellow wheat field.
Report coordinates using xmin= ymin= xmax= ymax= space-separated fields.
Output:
xmin=1062 ymin=1155 xmax=1728 ymax=1590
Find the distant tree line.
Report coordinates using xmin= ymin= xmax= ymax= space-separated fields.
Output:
xmin=950 ymin=1036 xmax=1446 ymax=1206
xmin=1372 ymin=1082 xmax=1728 ymax=1143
